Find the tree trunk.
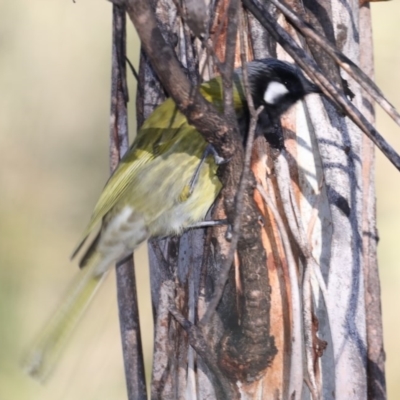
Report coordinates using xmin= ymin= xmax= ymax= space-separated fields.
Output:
xmin=123 ymin=0 xmax=386 ymax=398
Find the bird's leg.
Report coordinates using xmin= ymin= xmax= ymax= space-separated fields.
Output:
xmin=188 ymin=144 xmax=226 ymax=197
xmin=154 ymin=220 xmax=228 ymax=241
xmin=206 ymin=143 xmax=226 ymax=165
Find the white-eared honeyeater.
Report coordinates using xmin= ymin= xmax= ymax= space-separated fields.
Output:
xmin=23 ymin=58 xmax=320 ymax=380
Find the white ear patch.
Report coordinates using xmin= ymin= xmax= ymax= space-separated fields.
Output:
xmin=263 ymin=81 xmax=289 ymax=105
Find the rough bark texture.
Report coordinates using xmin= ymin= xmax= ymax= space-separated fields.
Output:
xmin=120 ymin=0 xmax=386 ymax=398
xmin=359 ymin=5 xmax=386 ymax=399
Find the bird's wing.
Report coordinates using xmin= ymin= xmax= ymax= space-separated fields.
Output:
xmin=72 ymin=100 xmax=188 ymax=258
xmin=72 ymin=75 xmax=245 ymax=258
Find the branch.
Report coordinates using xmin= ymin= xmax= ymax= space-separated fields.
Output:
xmin=199 ymin=7 xmax=271 ymax=348
xmin=123 ymin=0 xmax=241 ymax=159
xmin=200 ymin=104 xmax=264 ymax=326
xmin=199 ymin=13 xmax=277 ymax=380
xmin=109 ymin=6 xmax=147 ymax=400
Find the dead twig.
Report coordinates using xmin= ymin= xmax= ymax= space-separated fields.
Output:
xmin=110 ymin=5 xmax=147 ymax=400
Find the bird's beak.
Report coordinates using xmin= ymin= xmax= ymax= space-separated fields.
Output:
xmin=304 ymin=80 xmax=322 ymax=94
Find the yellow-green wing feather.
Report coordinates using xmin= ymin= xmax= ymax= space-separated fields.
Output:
xmin=72 ymin=99 xmax=188 ymax=254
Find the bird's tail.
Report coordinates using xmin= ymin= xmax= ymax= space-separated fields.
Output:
xmin=21 ymin=254 xmax=109 ymax=382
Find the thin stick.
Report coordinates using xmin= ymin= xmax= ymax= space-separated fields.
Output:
xmin=110 ymin=6 xmax=147 ymax=400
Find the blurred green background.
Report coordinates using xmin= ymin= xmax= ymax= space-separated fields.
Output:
xmin=0 ymin=1 xmax=398 ymax=399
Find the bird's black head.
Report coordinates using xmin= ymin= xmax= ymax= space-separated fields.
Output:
xmin=245 ymin=58 xmax=320 ymax=119
xmin=235 ymin=58 xmax=320 ymax=149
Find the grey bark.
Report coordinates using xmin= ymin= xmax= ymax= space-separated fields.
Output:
xmin=110 ymin=6 xmax=147 ymax=400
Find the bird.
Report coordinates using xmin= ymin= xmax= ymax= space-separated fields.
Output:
xmin=23 ymin=58 xmax=320 ymax=381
